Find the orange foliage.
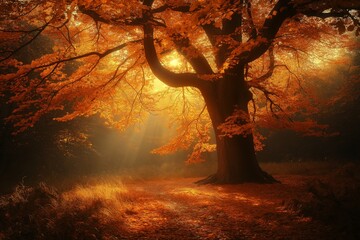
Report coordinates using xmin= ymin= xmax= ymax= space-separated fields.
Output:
xmin=0 ymin=0 xmax=359 ymax=164
xmin=2 ymin=166 xmax=360 ymax=239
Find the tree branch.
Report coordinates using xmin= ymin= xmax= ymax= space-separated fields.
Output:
xmin=78 ymin=5 xmax=112 ymax=24
xmin=225 ymin=0 xmax=296 ymax=70
xmin=170 ymin=33 xmax=213 ymax=74
xmin=7 ymin=40 xmax=141 ymax=82
xmin=202 ymin=1 xmax=243 ymax=67
xmin=248 ymin=46 xmax=274 ymax=85
xmin=142 ymin=0 xmax=206 ymax=89
xmin=151 ymin=3 xmax=195 ymax=14
xmin=0 ymin=21 xmax=50 ymax=63
xmin=245 ymin=0 xmax=258 ymax=39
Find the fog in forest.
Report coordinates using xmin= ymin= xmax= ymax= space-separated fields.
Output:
xmin=1 ymin=31 xmax=359 ymax=194
xmin=1 ymin=78 xmax=359 ymax=193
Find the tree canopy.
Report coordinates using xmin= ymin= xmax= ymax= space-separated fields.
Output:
xmin=1 ymin=0 xmax=359 ymax=183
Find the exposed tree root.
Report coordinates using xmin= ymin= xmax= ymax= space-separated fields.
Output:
xmin=261 ymin=170 xmax=281 ymax=184
xmin=194 ymin=174 xmax=218 ymax=185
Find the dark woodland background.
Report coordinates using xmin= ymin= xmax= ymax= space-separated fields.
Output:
xmin=1 ymin=35 xmax=360 ymax=193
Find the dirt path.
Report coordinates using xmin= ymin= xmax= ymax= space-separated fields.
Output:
xmin=2 ymin=173 xmax=357 ymax=239
xmin=118 ymin=176 xmax=331 ymax=240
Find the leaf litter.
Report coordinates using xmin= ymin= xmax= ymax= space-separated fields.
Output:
xmin=1 ymin=163 xmax=360 ymax=239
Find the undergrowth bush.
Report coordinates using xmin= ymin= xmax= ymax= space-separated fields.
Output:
xmin=0 ymin=182 xmax=124 ymax=240
xmin=283 ymin=163 xmax=360 ymax=239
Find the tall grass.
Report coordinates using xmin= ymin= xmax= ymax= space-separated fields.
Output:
xmin=0 ymin=180 xmax=133 ymax=240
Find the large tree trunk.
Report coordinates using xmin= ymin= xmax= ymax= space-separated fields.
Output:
xmin=198 ymin=71 xmax=277 ymax=184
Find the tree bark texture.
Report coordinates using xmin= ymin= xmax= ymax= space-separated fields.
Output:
xmin=141 ymin=0 xmax=288 ymax=184
xmin=200 ymin=72 xmax=277 ymax=184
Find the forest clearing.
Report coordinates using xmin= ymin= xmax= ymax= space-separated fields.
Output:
xmin=1 ymin=0 xmax=360 ymax=239
xmin=1 ymin=161 xmax=359 ymax=240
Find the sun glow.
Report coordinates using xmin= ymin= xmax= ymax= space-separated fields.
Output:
xmin=305 ymin=36 xmax=351 ymax=70
xmin=162 ymin=51 xmax=187 ymax=72
xmin=309 ymin=47 xmax=345 ymax=68
xmin=169 ymin=58 xmax=181 ymax=67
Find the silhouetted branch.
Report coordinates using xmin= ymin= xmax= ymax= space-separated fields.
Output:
xmin=142 ymin=0 xmax=207 ymax=89
xmin=170 ymin=33 xmax=213 ymax=74
xmin=249 ymin=46 xmax=275 ymax=84
xmin=245 ymin=0 xmax=258 ymax=38
xmin=0 ymin=21 xmax=51 ymax=63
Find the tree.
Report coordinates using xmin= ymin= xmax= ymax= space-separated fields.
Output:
xmin=0 ymin=0 xmax=359 ymax=183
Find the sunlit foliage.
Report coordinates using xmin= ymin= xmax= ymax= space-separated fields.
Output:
xmin=0 ymin=0 xmax=359 ymax=182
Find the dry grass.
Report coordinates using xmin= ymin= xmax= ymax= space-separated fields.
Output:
xmin=0 ymin=180 xmax=132 ymax=240
xmin=0 ymin=161 xmax=359 ymax=239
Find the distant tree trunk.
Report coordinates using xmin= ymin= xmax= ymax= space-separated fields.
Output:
xmin=198 ymin=70 xmax=277 ymax=184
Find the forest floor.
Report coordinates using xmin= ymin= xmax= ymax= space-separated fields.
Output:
xmin=0 ymin=161 xmax=360 ymax=240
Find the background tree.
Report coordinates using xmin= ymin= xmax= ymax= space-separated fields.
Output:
xmin=1 ymin=0 xmax=359 ymax=183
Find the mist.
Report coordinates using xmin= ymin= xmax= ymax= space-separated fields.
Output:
xmin=1 ymin=86 xmax=359 ymax=194
xmin=1 ymin=19 xmax=359 ymax=194
xmin=0 ymin=112 xmax=219 ymax=193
